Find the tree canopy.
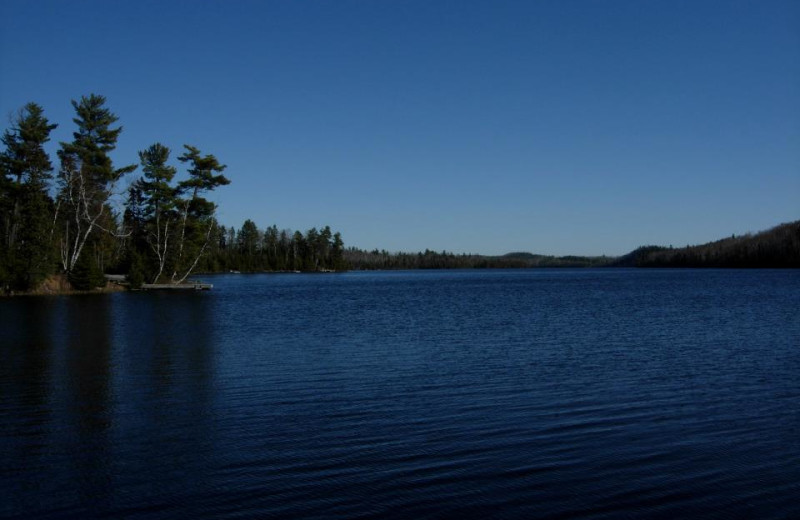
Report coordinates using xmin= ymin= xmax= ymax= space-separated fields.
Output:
xmin=0 ymin=95 xmax=347 ymax=294
xmin=0 ymin=103 xmax=58 ymax=290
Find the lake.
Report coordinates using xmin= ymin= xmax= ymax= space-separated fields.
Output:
xmin=1 ymin=269 xmax=799 ymax=519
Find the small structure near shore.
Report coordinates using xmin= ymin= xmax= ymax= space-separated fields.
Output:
xmin=141 ymin=282 xmax=212 ymax=291
xmin=104 ymin=274 xmax=212 ymax=291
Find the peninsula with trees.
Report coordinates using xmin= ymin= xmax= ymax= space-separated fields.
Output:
xmin=0 ymin=95 xmax=345 ymax=295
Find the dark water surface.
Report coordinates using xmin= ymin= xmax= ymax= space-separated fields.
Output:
xmin=1 ymin=269 xmax=799 ymax=519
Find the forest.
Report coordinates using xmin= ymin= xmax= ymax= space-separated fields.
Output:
xmin=612 ymin=221 xmax=800 ymax=268
xmin=343 ymin=248 xmax=611 ymax=269
xmin=343 ymin=223 xmax=799 ymax=270
xmin=0 ymin=96 xmax=345 ymax=294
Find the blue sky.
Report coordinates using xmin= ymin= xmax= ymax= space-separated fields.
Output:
xmin=1 ymin=0 xmax=798 ymax=256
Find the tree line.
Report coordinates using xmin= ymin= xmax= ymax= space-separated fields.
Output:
xmin=0 ymin=95 xmax=345 ymax=294
xmin=207 ymin=222 xmax=346 ymax=273
xmin=612 ymin=221 xmax=800 ymax=268
xmin=344 ymin=221 xmax=800 ymax=270
xmin=343 ymin=248 xmax=611 ymax=270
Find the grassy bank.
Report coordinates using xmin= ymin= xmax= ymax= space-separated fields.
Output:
xmin=1 ymin=274 xmax=126 ymax=297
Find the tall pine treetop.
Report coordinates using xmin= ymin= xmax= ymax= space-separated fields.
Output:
xmin=70 ymin=94 xmax=120 ymax=150
xmin=59 ymin=94 xmax=136 ymax=185
xmin=138 ymin=142 xmax=178 ymax=217
xmin=1 ymin=102 xmax=58 ymax=190
xmin=177 ymin=144 xmax=230 ymax=197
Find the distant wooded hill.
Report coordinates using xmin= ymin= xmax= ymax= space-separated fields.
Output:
xmin=345 ymin=220 xmax=800 ymax=270
xmin=343 ymin=248 xmax=611 ymax=270
xmin=613 ymin=220 xmax=800 ymax=268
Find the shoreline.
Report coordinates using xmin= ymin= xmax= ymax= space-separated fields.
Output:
xmin=1 ymin=273 xmax=125 ymax=298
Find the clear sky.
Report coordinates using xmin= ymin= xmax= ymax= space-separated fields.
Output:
xmin=1 ymin=0 xmax=798 ymax=256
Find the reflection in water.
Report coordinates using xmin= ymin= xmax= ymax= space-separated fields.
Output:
xmin=0 ymin=297 xmax=55 ymax=430
xmin=0 ymin=292 xmax=217 ymax=518
xmin=0 ymin=298 xmax=56 ymax=511
xmin=116 ymin=292 xmax=216 ymax=419
xmin=63 ymin=296 xmax=115 ymax=510
xmin=66 ymin=297 xmax=113 ymax=435
xmin=110 ymin=292 xmax=217 ymax=517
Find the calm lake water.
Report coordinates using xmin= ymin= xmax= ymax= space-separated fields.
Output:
xmin=1 ymin=269 xmax=799 ymax=519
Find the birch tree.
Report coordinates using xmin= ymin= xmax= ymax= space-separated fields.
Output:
xmin=137 ymin=143 xmax=177 ymax=282
xmin=56 ymin=94 xmax=136 ymax=273
xmin=170 ymin=145 xmax=230 ymax=283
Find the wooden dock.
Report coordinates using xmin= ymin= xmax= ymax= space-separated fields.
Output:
xmin=141 ymin=282 xmax=213 ymax=291
xmin=104 ymin=275 xmax=212 ymax=291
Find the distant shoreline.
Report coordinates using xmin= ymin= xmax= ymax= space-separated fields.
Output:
xmin=3 ymin=220 xmax=798 ymax=297
xmin=342 ymin=221 xmax=799 ymax=271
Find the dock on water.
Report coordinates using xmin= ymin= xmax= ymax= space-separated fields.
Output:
xmin=141 ymin=282 xmax=213 ymax=291
xmin=104 ymin=275 xmax=212 ymax=291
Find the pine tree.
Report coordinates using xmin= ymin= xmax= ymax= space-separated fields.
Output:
xmin=68 ymin=247 xmax=106 ymax=290
xmin=331 ymin=232 xmax=346 ymax=270
xmin=305 ymin=227 xmax=320 ymax=270
xmin=170 ymin=145 xmax=230 ymax=283
xmin=263 ymin=225 xmax=279 ymax=270
xmin=56 ymin=94 xmax=136 ymax=274
xmin=137 ymin=143 xmax=178 ymax=282
xmin=122 ymin=182 xmax=147 ymax=267
xmin=0 ymin=103 xmax=58 ymax=290
xmin=237 ymin=219 xmax=260 ymax=270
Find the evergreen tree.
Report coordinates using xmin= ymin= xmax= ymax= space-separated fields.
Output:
xmin=318 ymin=226 xmax=332 ymax=268
xmin=125 ymin=248 xmax=145 ymax=289
xmin=56 ymin=94 xmax=136 ymax=274
xmin=305 ymin=227 xmax=319 ymax=270
xmin=331 ymin=232 xmax=346 ymax=270
xmin=279 ymin=229 xmax=291 ymax=270
xmin=122 ymin=182 xmax=147 ymax=269
xmin=137 ymin=143 xmax=178 ymax=282
xmin=237 ymin=219 xmax=260 ymax=270
xmin=263 ymin=224 xmax=279 ymax=270
xmin=291 ymin=230 xmax=304 ymax=270
xmin=0 ymin=103 xmax=58 ymax=290
xmin=68 ymin=246 xmax=106 ymax=290
xmin=170 ymin=145 xmax=230 ymax=283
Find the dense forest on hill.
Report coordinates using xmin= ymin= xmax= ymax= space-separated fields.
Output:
xmin=343 ymin=248 xmax=611 ymax=270
xmin=613 ymin=221 xmax=800 ymax=268
xmin=345 ymin=222 xmax=800 ymax=271
xmin=0 ymin=96 xmax=344 ymax=294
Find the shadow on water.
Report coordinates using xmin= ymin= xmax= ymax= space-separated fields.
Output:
xmin=58 ymin=296 xmax=116 ymax=510
xmin=0 ymin=298 xmax=57 ymax=499
xmin=0 ymin=292 xmax=218 ymax=518
xmin=116 ymin=291 xmax=216 ymax=415
xmin=109 ymin=291 xmax=218 ymax=517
